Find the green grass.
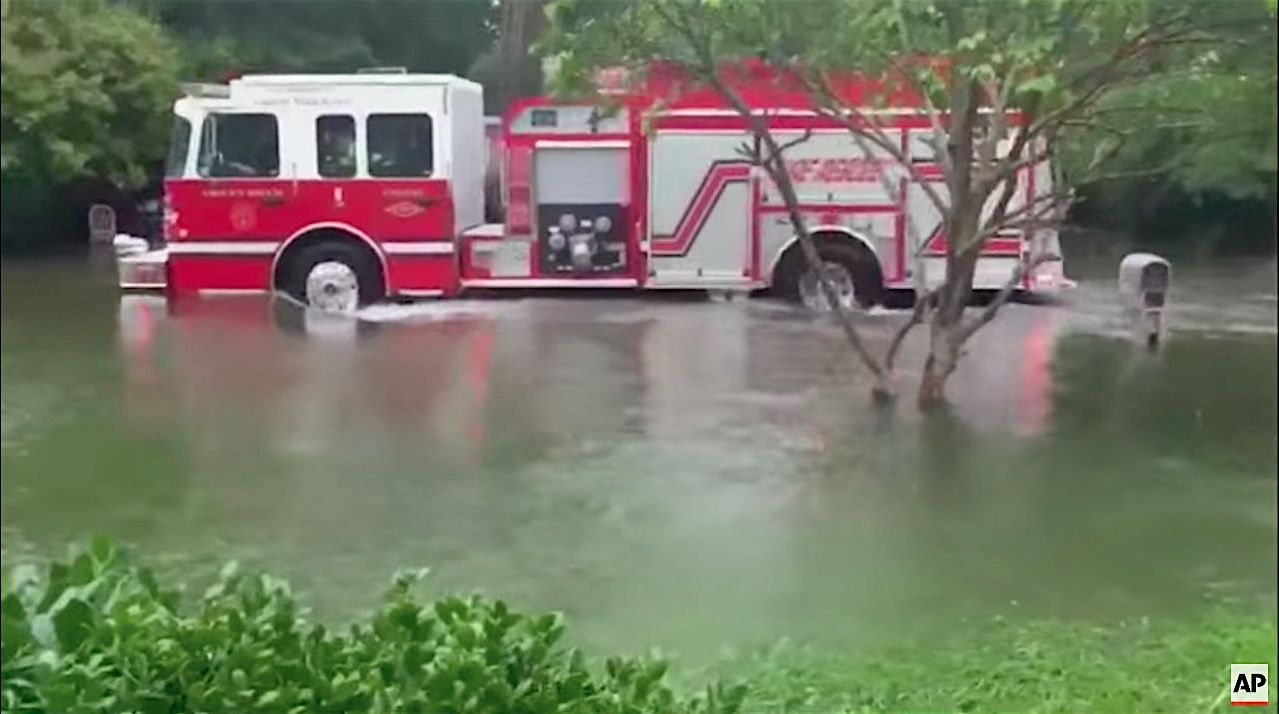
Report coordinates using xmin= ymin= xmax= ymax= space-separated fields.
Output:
xmin=711 ymin=610 xmax=1278 ymax=713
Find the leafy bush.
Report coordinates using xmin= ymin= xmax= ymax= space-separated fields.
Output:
xmin=0 ymin=539 xmax=744 ymax=713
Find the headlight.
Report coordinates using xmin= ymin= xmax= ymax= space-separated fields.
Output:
xmin=558 ymin=213 xmax=577 ymax=233
xmin=593 ymin=215 xmax=612 ymax=234
xmin=548 ymin=229 xmax=567 ymax=251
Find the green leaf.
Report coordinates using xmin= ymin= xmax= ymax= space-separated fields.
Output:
xmin=1016 ymin=76 xmax=1057 ymax=96
xmin=51 ymin=598 xmax=94 ymax=651
xmin=0 ymin=593 xmax=33 ymax=665
xmin=89 ymin=535 xmax=117 ymax=566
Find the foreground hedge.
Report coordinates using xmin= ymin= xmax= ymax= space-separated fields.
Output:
xmin=0 ymin=539 xmax=744 ymax=713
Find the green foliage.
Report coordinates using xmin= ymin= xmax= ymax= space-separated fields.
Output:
xmin=0 ymin=539 xmax=744 ymax=714
xmin=1 ymin=0 xmax=500 ymax=248
xmin=544 ymin=0 xmax=1144 ymax=112
xmin=1057 ymin=0 xmax=1277 ymax=203
xmin=0 ymin=0 xmax=178 ymax=199
xmin=123 ymin=0 xmax=497 ymax=81
xmin=543 ymin=0 xmax=1277 ymax=215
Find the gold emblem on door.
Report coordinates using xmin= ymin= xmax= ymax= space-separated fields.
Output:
xmin=385 ymin=201 xmax=425 ymax=219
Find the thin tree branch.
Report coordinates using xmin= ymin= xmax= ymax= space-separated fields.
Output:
xmin=887 ymin=6 xmax=954 ymax=179
xmin=984 ymin=190 xmax=1072 ymax=233
xmin=774 ymin=126 xmax=815 ymax=156
xmin=797 ymin=73 xmax=940 ymax=297
xmin=800 ymin=70 xmax=949 ymax=217
xmin=956 ymin=251 xmax=1054 ymax=344
xmin=884 ymin=289 xmax=935 ymax=373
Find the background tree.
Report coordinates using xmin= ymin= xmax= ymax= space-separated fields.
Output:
xmin=1 ymin=0 xmax=500 ymax=250
xmin=542 ymin=0 xmax=1252 ymax=407
xmin=125 ymin=0 xmax=496 ymax=81
xmin=1063 ymin=0 xmax=1276 ymax=253
xmin=1 ymin=0 xmax=178 ymax=249
xmin=470 ymin=0 xmax=550 ymax=113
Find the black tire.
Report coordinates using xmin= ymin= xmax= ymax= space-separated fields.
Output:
xmin=774 ymin=239 xmax=882 ymax=309
xmin=282 ymin=240 xmax=383 ymax=307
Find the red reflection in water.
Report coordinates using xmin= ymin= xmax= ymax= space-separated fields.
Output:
xmin=464 ymin=323 xmax=496 ymax=465
xmin=1016 ymin=317 xmax=1056 ymax=436
xmin=120 ymin=296 xmax=506 ymax=464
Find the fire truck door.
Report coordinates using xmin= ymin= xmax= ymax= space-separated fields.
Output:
xmin=361 ymin=91 xmax=452 ymax=243
xmin=647 ymin=132 xmax=753 ymax=287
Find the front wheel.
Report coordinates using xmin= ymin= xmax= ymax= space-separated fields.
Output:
xmin=304 ymin=261 xmax=361 ymax=313
xmin=284 ymin=241 xmax=382 ymax=312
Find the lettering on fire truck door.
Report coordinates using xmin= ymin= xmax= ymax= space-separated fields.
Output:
xmin=647 ymin=132 xmax=753 ymax=286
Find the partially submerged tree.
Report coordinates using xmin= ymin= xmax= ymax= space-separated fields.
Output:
xmin=542 ymin=0 xmax=1232 ymax=407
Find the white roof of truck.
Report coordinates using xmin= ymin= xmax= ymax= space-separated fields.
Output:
xmin=177 ymin=73 xmax=482 ymax=111
xmin=233 ymin=73 xmax=479 ymax=89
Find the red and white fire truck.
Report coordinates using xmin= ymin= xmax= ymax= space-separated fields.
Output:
xmin=119 ymin=63 xmax=1070 ymax=311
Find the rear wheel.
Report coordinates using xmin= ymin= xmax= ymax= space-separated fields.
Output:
xmin=283 ymin=240 xmax=382 ymax=312
xmin=797 ymin=260 xmax=858 ymax=312
xmin=777 ymin=240 xmax=881 ymax=312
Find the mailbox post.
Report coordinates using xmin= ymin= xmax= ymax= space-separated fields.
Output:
xmin=1118 ymin=253 xmax=1171 ymax=349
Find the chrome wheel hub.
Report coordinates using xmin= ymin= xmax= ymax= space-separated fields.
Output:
xmin=798 ymin=261 xmax=857 ymax=312
xmin=305 ymin=261 xmax=359 ymax=313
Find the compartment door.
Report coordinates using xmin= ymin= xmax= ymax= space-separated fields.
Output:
xmin=648 ymin=132 xmax=753 ymax=287
xmin=533 ymin=144 xmax=631 ymax=277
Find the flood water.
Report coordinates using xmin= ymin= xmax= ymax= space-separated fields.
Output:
xmin=2 ymin=254 xmax=1275 ymax=660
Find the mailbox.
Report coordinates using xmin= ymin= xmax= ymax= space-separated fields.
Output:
xmin=1118 ymin=252 xmax=1170 ymax=348
xmin=88 ymin=204 xmax=116 ymax=244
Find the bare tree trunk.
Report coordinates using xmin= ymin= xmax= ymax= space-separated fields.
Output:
xmin=917 ymin=213 xmax=981 ymax=409
xmin=919 ymin=305 xmax=961 ymax=408
xmin=918 ymin=349 xmax=948 ymax=407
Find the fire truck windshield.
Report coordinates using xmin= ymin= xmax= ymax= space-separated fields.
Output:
xmin=196 ymin=113 xmax=280 ymax=178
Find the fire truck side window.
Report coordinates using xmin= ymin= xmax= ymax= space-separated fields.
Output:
xmin=196 ymin=113 xmax=279 ymax=178
xmin=316 ymin=115 xmax=356 ymax=178
xmin=164 ymin=118 xmax=192 ymax=178
xmin=367 ymin=114 xmax=433 ymax=178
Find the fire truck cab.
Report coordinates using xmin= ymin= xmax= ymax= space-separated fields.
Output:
xmin=157 ymin=72 xmax=482 ymax=309
xmin=134 ymin=65 xmax=1070 ymax=310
